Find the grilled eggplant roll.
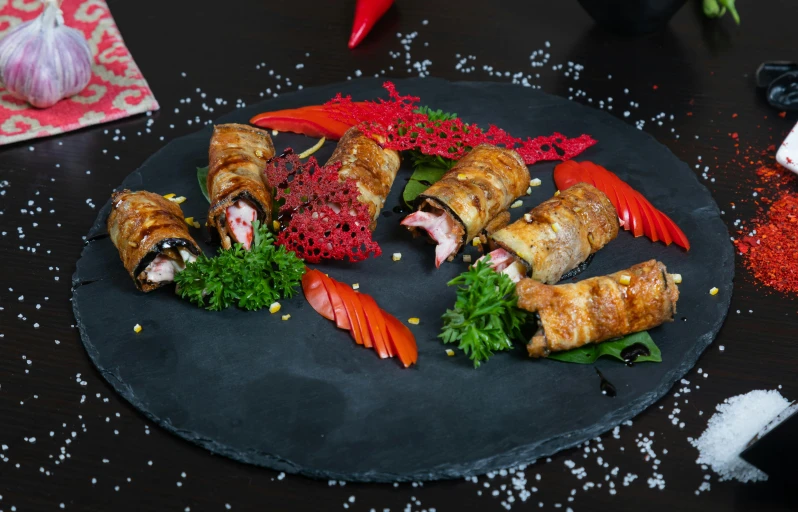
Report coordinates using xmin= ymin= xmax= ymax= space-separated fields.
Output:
xmin=486 ymin=182 xmax=619 ymax=284
xmin=207 ymin=123 xmax=275 ymax=250
xmin=108 ymin=190 xmax=201 ymax=292
xmin=516 ymin=259 xmax=680 ymax=358
xmin=401 ymin=144 xmax=530 ymax=267
xmin=325 ymin=127 xmax=401 ymax=228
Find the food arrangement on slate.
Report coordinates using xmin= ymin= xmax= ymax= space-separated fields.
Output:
xmin=73 ymin=78 xmax=733 ymax=481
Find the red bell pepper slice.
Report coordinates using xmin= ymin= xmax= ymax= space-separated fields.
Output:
xmin=301 ymin=270 xmax=335 ymax=321
xmin=658 ymin=210 xmax=691 ymax=251
xmin=359 ymin=294 xmax=390 ymax=359
xmin=631 ymin=192 xmax=658 ymax=243
xmin=383 ymin=313 xmax=418 ymax=368
xmin=553 ymin=160 xmax=592 ymax=190
xmin=334 ymin=281 xmax=365 ymax=345
xmin=318 ymin=272 xmax=350 ymax=330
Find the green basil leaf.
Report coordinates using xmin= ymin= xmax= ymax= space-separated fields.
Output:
xmin=402 ymin=165 xmax=448 ymax=207
xmin=197 ymin=166 xmax=210 ymax=203
xmin=547 ymin=331 xmax=661 ymax=364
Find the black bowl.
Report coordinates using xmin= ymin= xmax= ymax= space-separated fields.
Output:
xmin=577 ymin=0 xmax=688 ymax=34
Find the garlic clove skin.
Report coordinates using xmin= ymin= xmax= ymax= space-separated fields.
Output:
xmin=0 ymin=0 xmax=93 ymax=109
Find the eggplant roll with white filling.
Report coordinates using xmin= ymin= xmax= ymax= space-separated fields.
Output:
xmin=207 ymin=123 xmax=275 ymax=250
xmin=108 ymin=190 xmax=201 ymax=292
xmin=516 ymin=259 xmax=680 ymax=358
xmin=486 ymin=182 xmax=619 ymax=284
xmin=325 ymin=127 xmax=401 ymax=228
xmin=401 ymin=144 xmax=530 ymax=267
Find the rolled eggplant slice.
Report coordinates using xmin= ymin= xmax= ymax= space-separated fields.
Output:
xmin=107 ymin=190 xmax=201 ymax=292
xmin=325 ymin=127 xmax=401 ymax=228
xmin=207 ymin=123 xmax=275 ymax=250
xmin=516 ymin=259 xmax=679 ymax=358
xmin=488 ymin=182 xmax=619 ymax=284
xmin=401 ymin=144 xmax=530 ymax=267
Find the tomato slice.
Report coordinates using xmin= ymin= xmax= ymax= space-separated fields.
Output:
xmin=554 ymin=160 xmax=593 ymax=190
xmin=631 ymin=192 xmax=658 ymax=243
xmin=383 ymin=313 xmax=418 ymax=368
xmin=301 ymin=270 xmax=335 ymax=321
xmin=658 ymin=210 xmax=691 ymax=250
xmin=334 ymin=281 xmax=364 ymax=345
xmin=359 ymin=294 xmax=390 ymax=359
xmin=317 ymin=273 xmax=350 ymax=330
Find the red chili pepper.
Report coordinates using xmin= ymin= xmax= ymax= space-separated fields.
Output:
xmin=250 ymin=106 xmax=354 ymax=140
xmin=348 ymin=0 xmax=394 ymax=49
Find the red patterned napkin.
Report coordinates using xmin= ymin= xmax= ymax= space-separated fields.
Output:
xmin=0 ymin=0 xmax=159 ymax=145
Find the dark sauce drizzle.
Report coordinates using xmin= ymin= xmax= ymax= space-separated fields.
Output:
xmin=558 ymin=253 xmax=595 ymax=282
xmin=595 ymin=367 xmax=617 ymax=397
xmin=620 ymin=343 xmax=651 ymax=366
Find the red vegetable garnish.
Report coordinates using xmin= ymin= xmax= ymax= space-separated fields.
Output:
xmin=300 ymin=269 xmax=417 ymax=367
xmin=249 ymin=104 xmax=366 ymax=140
xmin=348 ymin=0 xmax=394 ymax=49
xmin=554 ymin=160 xmax=690 ymax=250
xmin=323 ymin=82 xmax=597 ymax=165
xmin=265 ymin=151 xmax=380 ymax=263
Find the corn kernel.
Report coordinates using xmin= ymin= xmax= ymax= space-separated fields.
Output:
xmin=408 ymin=317 xmax=420 ymax=325
xmin=551 ymin=222 xmax=561 ymax=233
xmin=511 ymin=200 xmax=523 ymax=209
xmin=524 ymin=213 xmax=533 ymax=223
xmin=530 ymin=178 xmax=542 ymax=187
xmin=281 ymin=314 xmax=291 ymax=321
xmin=352 ymin=283 xmax=360 ymax=290
xmin=462 ymin=254 xmax=472 ymax=263
xmin=392 ymin=252 xmax=402 ymax=261
xmin=162 ymin=193 xmax=176 ymax=199
xmin=446 ymin=349 xmax=455 ymax=356
xmin=184 ymin=216 xmax=195 ymax=226
xmin=192 ymin=221 xmax=201 ymax=229
xmin=128 ymin=241 xmax=138 ymax=248
xmin=255 ymin=149 xmax=264 ymax=158
xmin=672 ymin=273 xmax=683 ymax=284
xmin=457 ymin=173 xmax=467 ymax=181
xmin=273 ymin=220 xmax=281 ymax=231
xmin=554 ymin=190 xmax=560 ymax=196
xmin=169 ymin=196 xmax=186 ymax=204
xmin=472 ymin=237 xmax=482 ymax=246
xmin=619 ymin=275 xmax=631 ymax=285
xmin=269 ymin=302 xmax=281 ymax=313
xmin=709 ymin=287 xmax=719 ymax=296
xmin=133 ymin=324 xmax=142 ymax=333
xmin=526 ymin=187 xmax=532 ymax=195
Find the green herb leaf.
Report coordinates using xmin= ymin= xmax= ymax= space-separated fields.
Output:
xmin=547 ymin=331 xmax=661 ymax=364
xmin=197 ymin=166 xmax=210 ymax=203
xmin=403 ymin=164 xmax=449 ymax=207
xmin=439 ymin=257 xmax=530 ymax=368
xmin=173 ymin=221 xmax=305 ymax=311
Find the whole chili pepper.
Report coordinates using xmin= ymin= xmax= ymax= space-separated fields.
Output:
xmin=250 ymin=104 xmax=363 ymax=140
xmin=348 ymin=0 xmax=394 ymax=49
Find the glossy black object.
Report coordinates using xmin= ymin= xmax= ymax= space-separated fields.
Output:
xmin=577 ymin=0 xmax=687 ymax=34
xmin=740 ymin=404 xmax=798 ymax=481
xmin=767 ymin=71 xmax=798 ymax=111
xmin=72 ymin=78 xmax=734 ymax=482
xmin=756 ymin=61 xmax=798 ymax=89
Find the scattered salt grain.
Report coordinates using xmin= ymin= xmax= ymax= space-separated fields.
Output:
xmin=690 ymin=389 xmax=790 ymax=482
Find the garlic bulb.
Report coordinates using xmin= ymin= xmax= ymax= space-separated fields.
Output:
xmin=0 ymin=0 xmax=93 ymax=108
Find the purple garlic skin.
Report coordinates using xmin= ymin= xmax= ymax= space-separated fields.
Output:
xmin=0 ymin=1 xmax=93 ymax=108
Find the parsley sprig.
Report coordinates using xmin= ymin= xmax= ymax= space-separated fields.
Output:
xmin=174 ymin=221 xmax=305 ymax=311
xmin=439 ymin=257 xmax=530 ymax=368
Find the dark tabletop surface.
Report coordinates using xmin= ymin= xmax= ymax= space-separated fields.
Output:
xmin=1 ymin=0 xmax=797 ymax=511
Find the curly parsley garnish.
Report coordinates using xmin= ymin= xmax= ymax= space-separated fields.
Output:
xmin=439 ymin=257 xmax=530 ymax=368
xmin=174 ymin=221 xmax=305 ymax=311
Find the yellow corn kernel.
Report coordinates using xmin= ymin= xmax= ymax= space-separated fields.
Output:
xmin=269 ymin=302 xmax=281 ymax=314
xmin=273 ymin=220 xmax=281 ymax=231
xmin=530 ymin=178 xmax=542 ymax=187
xmin=133 ymin=324 xmax=142 ymax=333
xmin=551 ymin=222 xmax=561 ymax=233
xmin=281 ymin=314 xmax=291 ymax=321
xmin=672 ymin=273 xmax=683 ymax=284
xmin=352 ymin=283 xmax=360 ymax=290
xmin=524 ymin=213 xmax=533 ymax=223
xmin=554 ymin=190 xmax=560 ymax=196
xmin=255 ymin=149 xmax=264 ymax=158
xmin=192 ymin=221 xmax=201 ymax=229
xmin=457 ymin=173 xmax=467 ymax=181
xmin=184 ymin=216 xmax=195 ymax=226
xmin=511 ymin=200 xmax=523 ymax=209
xmin=392 ymin=252 xmax=402 ymax=261
xmin=709 ymin=287 xmax=719 ymax=296
xmin=168 ymin=195 xmax=186 ymax=204
xmin=472 ymin=237 xmax=482 ymax=246
xmin=573 ymin=206 xmax=582 ymax=212
xmin=163 ymin=193 xmax=176 ymax=200
xmin=446 ymin=349 xmax=455 ymax=356
xmin=619 ymin=275 xmax=631 ymax=285
xmin=408 ymin=317 xmax=420 ymax=325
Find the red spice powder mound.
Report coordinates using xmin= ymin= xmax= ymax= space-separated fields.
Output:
xmin=736 ymin=193 xmax=798 ymax=294
xmin=324 ymin=82 xmax=596 ymax=164
xmin=265 ymin=152 xmax=380 ymax=263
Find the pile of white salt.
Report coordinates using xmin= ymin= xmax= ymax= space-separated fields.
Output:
xmin=690 ymin=389 xmax=792 ymax=482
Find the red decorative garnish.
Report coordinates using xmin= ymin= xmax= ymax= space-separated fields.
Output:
xmin=265 ymin=151 xmax=380 ymax=263
xmin=323 ymin=82 xmax=596 ymax=164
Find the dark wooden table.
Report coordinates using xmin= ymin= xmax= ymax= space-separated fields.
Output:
xmin=2 ymin=1 xmax=797 ymax=510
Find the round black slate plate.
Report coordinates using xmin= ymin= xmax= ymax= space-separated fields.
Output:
xmin=72 ymin=78 xmax=734 ymax=482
